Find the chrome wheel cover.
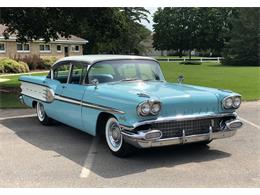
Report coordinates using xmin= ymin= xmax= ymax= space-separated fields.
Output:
xmin=105 ymin=118 xmax=123 ymax=152
xmin=37 ymin=102 xmax=45 ymax=122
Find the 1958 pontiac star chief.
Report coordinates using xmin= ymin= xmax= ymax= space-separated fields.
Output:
xmin=19 ymin=55 xmax=243 ymax=157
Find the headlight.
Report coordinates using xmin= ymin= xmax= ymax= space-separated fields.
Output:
xmin=223 ymin=95 xmax=241 ymax=109
xmin=233 ymin=96 xmax=241 ymax=108
xmin=151 ymin=102 xmax=161 ymax=115
xmin=137 ymin=100 xmax=161 ymax=116
xmin=140 ymin=102 xmax=151 ymax=116
xmin=223 ymin=97 xmax=233 ymax=109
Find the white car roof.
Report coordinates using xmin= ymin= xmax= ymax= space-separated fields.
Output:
xmin=55 ymin=54 xmax=157 ymax=65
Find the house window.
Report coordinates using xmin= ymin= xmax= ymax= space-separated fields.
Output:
xmin=57 ymin=45 xmax=62 ymax=52
xmin=71 ymin=45 xmax=80 ymax=52
xmin=39 ymin=44 xmax=51 ymax=52
xmin=0 ymin=43 xmax=5 ymax=53
xmin=17 ymin=43 xmax=30 ymax=52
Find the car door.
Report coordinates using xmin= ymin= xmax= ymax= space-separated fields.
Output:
xmin=58 ymin=61 xmax=88 ymax=130
xmin=44 ymin=61 xmax=71 ymax=122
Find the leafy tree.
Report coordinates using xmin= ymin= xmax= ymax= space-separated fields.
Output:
xmin=153 ymin=7 xmax=234 ymax=58
xmin=222 ymin=8 xmax=259 ymax=66
xmin=0 ymin=7 xmax=150 ymax=54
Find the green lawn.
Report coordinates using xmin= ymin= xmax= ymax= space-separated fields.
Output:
xmin=0 ymin=72 xmax=47 ymax=108
xmin=0 ymin=62 xmax=259 ymax=108
xmin=160 ymin=62 xmax=260 ymax=101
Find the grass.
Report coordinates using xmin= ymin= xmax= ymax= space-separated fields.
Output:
xmin=0 ymin=93 xmax=26 ymax=108
xmin=160 ymin=62 xmax=260 ymax=101
xmin=0 ymin=72 xmax=47 ymax=108
xmin=0 ymin=62 xmax=259 ymax=108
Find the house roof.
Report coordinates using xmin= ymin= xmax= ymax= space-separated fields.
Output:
xmin=55 ymin=54 xmax=157 ymax=65
xmin=0 ymin=24 xmax=88 ymax=44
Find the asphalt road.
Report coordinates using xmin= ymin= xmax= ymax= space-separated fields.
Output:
xmin=0 ymin=101 xmax=259 ymax=187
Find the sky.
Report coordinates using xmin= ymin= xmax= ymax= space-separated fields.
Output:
xmin=140 ymin=7 xmax=158 ymax=31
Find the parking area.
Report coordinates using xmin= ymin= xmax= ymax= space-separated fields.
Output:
xmin=0 ymin=101 xmax=259 ymax=187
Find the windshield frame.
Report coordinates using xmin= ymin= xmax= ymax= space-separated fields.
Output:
xmin=85 ymin=59 xmax=166 ymax=85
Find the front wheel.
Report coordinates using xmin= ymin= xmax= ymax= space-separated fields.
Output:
xmin=36 ymin=102 xmax=52 ymax=125
xmin=105 ymin=117 xmax=134 ymax=157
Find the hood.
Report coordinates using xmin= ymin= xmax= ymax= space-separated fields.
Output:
xmin=103 ymin=81 xmax=225 ymax=116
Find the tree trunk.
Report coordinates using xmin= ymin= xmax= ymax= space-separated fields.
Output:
xmin=189 ymin=50 xmax=192 ymax=60
xmin=179 ymin=49 xmax=183 ymax=58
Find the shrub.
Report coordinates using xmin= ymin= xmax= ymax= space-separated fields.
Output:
xmin=16 ymin=55 xmax=44 ymax=70
xmin=15 ymin=55 xmax=58 ymax=70
xmin=179 ymin=61 xmax=202 ymax=65
xmin=18 ymin=61 xmax=30 ymax=72
xmin=0 ymin=58 xmax=29 ymax=73
xmin=42 ymin=56 xmax=58 ymax=69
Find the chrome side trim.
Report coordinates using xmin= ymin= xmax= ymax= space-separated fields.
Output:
xmin=120 ymin=112 xmax=237 ymax=130
xmin=54 ymin=95 xmax=125 ymax=114
xmin=81 ymin=101 xmax=125 ymax=114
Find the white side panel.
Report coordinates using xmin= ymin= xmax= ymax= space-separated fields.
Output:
xmin=21 ymin=81 xmax=48 ymax=102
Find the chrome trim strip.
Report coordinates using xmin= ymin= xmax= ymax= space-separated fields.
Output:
xmin=120 ymin=112 xmax=237 ymax=130
xmin=54 ymin=95 xmax=125 ymax=114
xmin=81 ymin=101 xmax=125 ymax=114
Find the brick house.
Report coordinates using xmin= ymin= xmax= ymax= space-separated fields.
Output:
xmin=0 ymin=24 xmax=88 ymax=59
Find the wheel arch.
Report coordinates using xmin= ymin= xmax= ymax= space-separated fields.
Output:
xmin=32 ymin=100 xmax=37 ymax=108
xmin=96 ymin=112 xmax=117 ymax=136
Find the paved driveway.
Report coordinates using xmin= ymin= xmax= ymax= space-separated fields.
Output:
xmin=0 ymin=101 xmax=259 ymax=187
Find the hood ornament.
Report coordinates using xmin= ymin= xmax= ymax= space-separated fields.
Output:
xmin=177 ymin=75 xmax=184 ymax=84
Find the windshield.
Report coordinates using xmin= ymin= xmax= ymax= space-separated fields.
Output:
xmin=87 ymin=59 xmax=165 ymax=84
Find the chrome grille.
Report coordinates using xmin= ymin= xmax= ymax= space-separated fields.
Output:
xmin=151 ymin=118 xmax=221 ymax=139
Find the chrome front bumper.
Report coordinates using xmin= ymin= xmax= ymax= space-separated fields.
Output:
xmin=121 ymin=118 xmax=243 ymax=148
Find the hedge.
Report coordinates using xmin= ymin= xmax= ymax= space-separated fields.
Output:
xmin=13 ymin=55 xmax=58 ymax=70
xmin=0 ymin=58 xmax=29 ymax=73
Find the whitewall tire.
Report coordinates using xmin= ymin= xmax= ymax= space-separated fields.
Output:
xmin=36 ymin=102 xmax=52 ymax=125
xmin=105 ymin=117 xmax=134 ymax=157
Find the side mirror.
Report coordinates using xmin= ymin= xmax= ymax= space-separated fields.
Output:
xmin=91 ymin=79 xmax=99 ymax=89
xmin=177 ymin=75 xmax=184 ymax=84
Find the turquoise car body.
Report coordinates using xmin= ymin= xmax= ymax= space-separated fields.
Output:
xmin=19 ymin=55 xmax=242 ymax=148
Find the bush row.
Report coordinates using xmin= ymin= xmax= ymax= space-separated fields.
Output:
xmin=0 ymin=58 xmax=29 ymax=73
xmin=0 ymin=55 xmax=58 ymax=73
xmin=14 ymin=55 xmax=58 ymax=70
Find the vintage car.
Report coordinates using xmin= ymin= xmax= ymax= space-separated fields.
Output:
xmin=19 ymin=55 xmax=243 ymax=157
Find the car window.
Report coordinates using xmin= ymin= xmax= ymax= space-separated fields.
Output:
xmin=138 ymin=63 xmax=161 ymax=80
xmin=53 ymin=63 xmax=71 ymax=83
xmin=117 ymin=63 xmax=137 ymax=79
xmin=87 ymin=60 xmax=165 ymax=84
xmin=69 ymin=63 xmax=87 ymax=84
xmin=87 ymin=63 xmax=115 ymax=84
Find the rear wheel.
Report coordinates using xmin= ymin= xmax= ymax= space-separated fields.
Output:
xmin=36 ymin=102 xmax=52 ymax=125
xmin=105 ymin=117 xmax=134 ymax=157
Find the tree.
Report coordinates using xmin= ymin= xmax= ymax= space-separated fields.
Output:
xmin=153 ymin=8 xmax=199 ymax=58
xmin=222 ymin=8 xmax=259 ymax=66
xmin=0 ymin=8 xmax=150 ymax=54
xmin=153 ymin=7 xmax=234 ymax=58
